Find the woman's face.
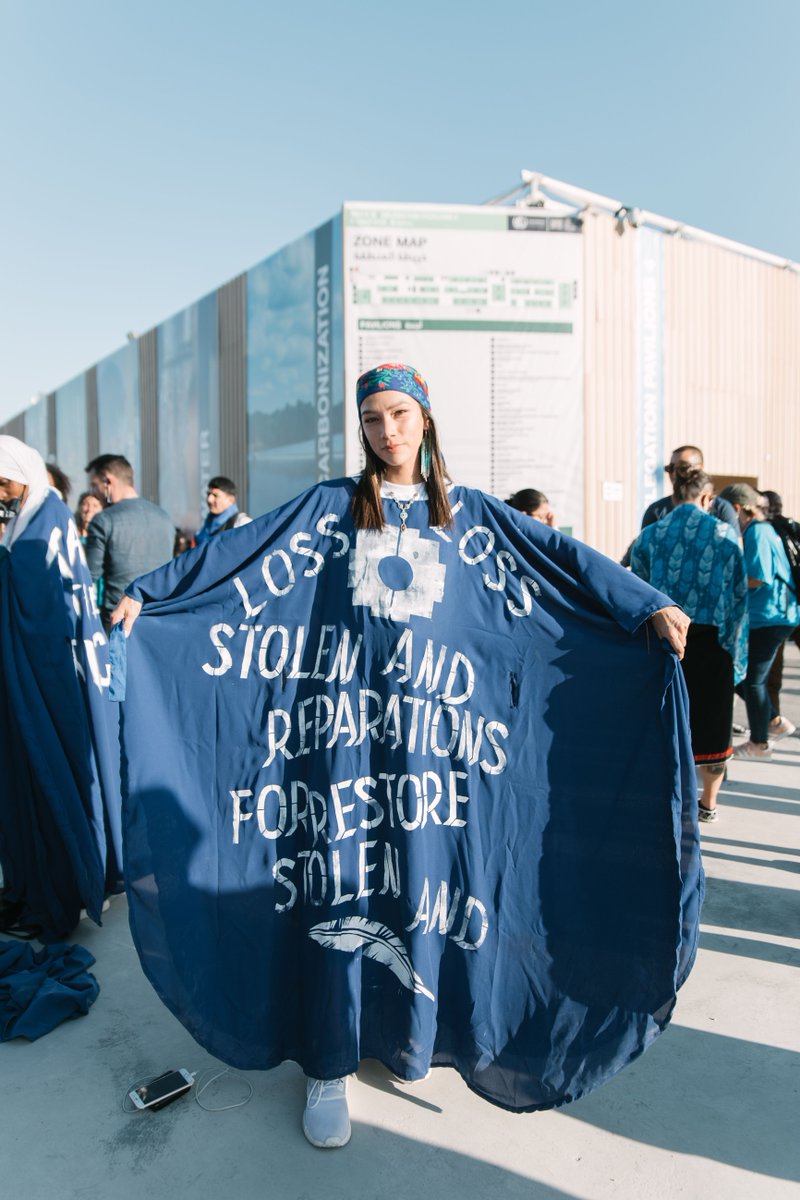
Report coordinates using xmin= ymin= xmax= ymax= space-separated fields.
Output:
xmin=79 ymin=494 xmax=102 ymax=526
xmin=0 ymin=476 xmax=25 ymax=504
xmin=530 ymin=501 xmax=556 ymax=527
xmin=360 ymin=390 xmax=427 ymax=481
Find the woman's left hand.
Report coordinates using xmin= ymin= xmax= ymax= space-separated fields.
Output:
xmin=649 ymin=606 xmax=690 ymax=659
xmin=109 ymin=595 xmax=142 ymax=636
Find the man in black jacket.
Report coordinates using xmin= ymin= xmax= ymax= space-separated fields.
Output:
xmin=641 ymin=445 xmax=738 ymax=531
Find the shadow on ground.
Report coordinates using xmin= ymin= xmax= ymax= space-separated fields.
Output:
xmin=699 ymin=930 xmax=800 ymax=967
xmin=562 ymin=1023 xmax=799 ymax=1183
xmin=701 ymin=876 xmax=798 ymax=940
xmin=699 ymin=847 xmax=800 ymax=875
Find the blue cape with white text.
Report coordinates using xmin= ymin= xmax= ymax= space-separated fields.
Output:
xmin=0 ymin=492 xmax=122 ymax=940
xmin=120 ymin=481 xmax=703 ymax=1112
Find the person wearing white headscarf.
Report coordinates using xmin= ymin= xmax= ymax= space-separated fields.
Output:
xmin=0 ymin=435 xmax=52 ymax=546
xmin=0 ymin=436 xmax=123 ymax=940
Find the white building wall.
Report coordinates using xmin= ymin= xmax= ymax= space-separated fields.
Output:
xmin=583 ymin=210 xmax=799 ymax=559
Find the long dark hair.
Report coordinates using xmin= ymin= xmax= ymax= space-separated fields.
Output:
xmin=351 ymin=410 xmax=453 ymax=530
xmin=507 ymin=488 xmax=548 ymax=514
xmin=46 ymin=462 xmax=72 ymax=502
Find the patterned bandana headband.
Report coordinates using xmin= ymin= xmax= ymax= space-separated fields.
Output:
xmin=356 ymin=363 xmax=430 ymax=412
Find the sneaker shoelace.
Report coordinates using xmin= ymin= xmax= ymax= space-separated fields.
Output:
xmin=307 ymin=1078 xmax=346 ymax=1108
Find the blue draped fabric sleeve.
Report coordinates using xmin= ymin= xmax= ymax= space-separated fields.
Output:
xmin=0 ymin=493 xmax=122 ymax=939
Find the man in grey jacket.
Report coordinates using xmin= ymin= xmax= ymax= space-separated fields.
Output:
xmin=85 ymin=454 xmax=175 ymax=631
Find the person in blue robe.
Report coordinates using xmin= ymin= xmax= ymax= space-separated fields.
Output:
xmin=111 ymin=364 xmax=700 ymax=1148
xmin=0 ymin=436 xmax=122 ymax=942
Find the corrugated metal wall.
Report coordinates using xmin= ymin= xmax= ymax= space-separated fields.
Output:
xmin=766 ymin=265 xmax=800 ymax=508
xmin=582 ymin=211 xmax=638 ymax=558
xmin=218 ymin=273 xmax=248 ymax=500
xmin=4 ymin=202 xmax=795 ymax=552
xmin=46 ymin=392 xmax=57 ymax=460
xmin=663 ymin=236 xmax=799 ymax=508
xmin=138 ymin=331 xmax=159 ymax=503
xmin=583 ymin=212 xmax=800 ymax=559
xmin=0 ymin=414 xmax=25 ymax=440
xmin=86 ymin=366 xmax=99 ymax=462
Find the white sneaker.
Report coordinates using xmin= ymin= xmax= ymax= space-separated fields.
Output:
xmin=392 ymin=1068 xmax=432 ymax=1085
xmin=302 ymin=1077 xmax=351 ymax=1148
xmin=732 ymin=740 xmax=772 ymax=760
xmin=769 ymin=716 xmax=796 ymax=739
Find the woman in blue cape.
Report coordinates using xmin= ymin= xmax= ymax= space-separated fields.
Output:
xmin=0 ymin=436 xmax=122 ymax=941
xmin=113 ymin=365 xmax=701 ymax=1148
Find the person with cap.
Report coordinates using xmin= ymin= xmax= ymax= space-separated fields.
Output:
xmin=108 ymin=364 xmax=699 ymax=1151
xmin=719 ymin=482 xmax=799 ymax=759
xmin=195 ymin=476 xmax=251 ymax=545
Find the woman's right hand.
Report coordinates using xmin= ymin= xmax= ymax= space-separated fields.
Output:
xmin=110 ymin=595 xmax=142 ymax=636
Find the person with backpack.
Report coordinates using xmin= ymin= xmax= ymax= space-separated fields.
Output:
xmin=719 ymin=484 xmax=799 ymax=759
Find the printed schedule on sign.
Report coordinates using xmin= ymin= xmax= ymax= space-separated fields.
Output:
xmin=343 ymin=202 xmax=584 ymax=537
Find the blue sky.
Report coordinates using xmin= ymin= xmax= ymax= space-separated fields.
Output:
xmin=1 ymin=0 xmax=797 ymax=423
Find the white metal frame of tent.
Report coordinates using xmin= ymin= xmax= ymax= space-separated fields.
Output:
xmin=485 ymin=169 xmax=798 ymax=273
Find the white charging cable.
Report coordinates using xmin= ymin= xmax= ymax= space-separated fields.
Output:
xmin=122 ymin=1066 xmax=253 ymax=1115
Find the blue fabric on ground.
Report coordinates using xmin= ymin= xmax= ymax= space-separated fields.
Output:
xmin=0 ymin=492 xmax=122 ymax=940
xmin=119 ymin=480 xmax=703 ymax=1112
xmin=0 ymin=939 xmax=99 ymax=1041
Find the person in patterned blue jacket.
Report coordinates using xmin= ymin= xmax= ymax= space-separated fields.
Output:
xmin=631 ymin=462 xmax=748 ymax=821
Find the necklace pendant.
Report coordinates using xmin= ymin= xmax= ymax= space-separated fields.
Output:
xmin=390 ymin=494 xmax=413 ymax=532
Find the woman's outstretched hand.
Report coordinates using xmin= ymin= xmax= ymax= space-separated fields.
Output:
xmin=109 ymin=595 xmax=142 ymax=637
xmin=649 ymin=606 xmax=690 ymax=659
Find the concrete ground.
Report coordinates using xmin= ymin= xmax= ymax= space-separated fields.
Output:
xmin=3 ymin=650 xmax=799 ymax=1200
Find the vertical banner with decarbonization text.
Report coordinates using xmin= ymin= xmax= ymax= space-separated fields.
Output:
xmin=635 ymin=227 xmax=665 ymax=515
xmin=247 ymin=217 xmax=344 ymax=517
